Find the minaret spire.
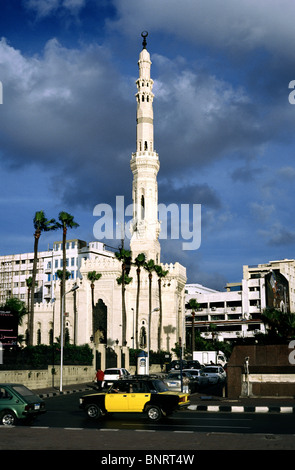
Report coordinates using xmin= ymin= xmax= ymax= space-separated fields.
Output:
xmin=130 ymin=33 xmax=161 ymax=263
xmin=141 ymin=31 xmax=148 ymax=49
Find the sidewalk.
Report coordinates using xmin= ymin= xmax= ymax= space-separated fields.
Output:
xmin=33 ymin=382 xmax=295 ymax=413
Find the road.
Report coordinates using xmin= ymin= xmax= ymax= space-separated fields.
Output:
xmin=0 ymin=391 xmax=295 ymax=452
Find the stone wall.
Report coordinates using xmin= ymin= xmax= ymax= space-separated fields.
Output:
xmin=227 ymin=344 xmax=295 ymax=398
xmin=0 ymin=365 xmax=94 ymax=390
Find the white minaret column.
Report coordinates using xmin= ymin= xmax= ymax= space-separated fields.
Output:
xmin=130 ymin=32 xmax=161 ymax=263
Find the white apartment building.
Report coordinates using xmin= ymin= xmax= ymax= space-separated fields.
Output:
xmin=0 ymin=240 xmax=114 ymax=307
xmin=185 ymin=259 xmax=295 ymax=343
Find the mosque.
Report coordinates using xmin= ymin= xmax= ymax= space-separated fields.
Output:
xmin=18 ymin=33 xmax=187 ymax=362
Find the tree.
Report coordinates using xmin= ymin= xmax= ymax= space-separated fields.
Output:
xmin=115 ymin=248 xmax=132 ymax=345
xmin=144 ymin=259 xmax=155 ymax=350
xmin=30 ymin=211 xmax=58 ymax=345
xmin=133 ymin=253 xmax=146 ymax=349
xmin=26 ymin=276 xmax=33 ymax=315
xmin=87 ymin=271 xmax=102 ymax=340
xmin=56 ymin=212 xmax=79 ymax=332
xmin=187 ymin=298 xmax=200 ymax=353
xmin=3 ymin=297 xmax=27 ymax=326
xmin=56 ymin=269 xmax=71 ymax=343
xmin=262 ymin=308 xmax=295 ymax=341
xmin=154 ymin=264 xmax=168 ymax=351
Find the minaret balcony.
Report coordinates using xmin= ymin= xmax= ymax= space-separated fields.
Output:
xmin=131 ymin=151 xmax=159 ymax=159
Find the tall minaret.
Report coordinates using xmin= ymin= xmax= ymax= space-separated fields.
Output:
xmin=130 ymin=32 xmax=161 ymax=263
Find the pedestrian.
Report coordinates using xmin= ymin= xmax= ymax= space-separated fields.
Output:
xmin=94 ymin=369 xmax=104 ymax=391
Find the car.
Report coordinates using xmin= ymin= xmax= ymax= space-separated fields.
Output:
xmin=102 ymin=368 xmax=130 ymax=387
xmin=182 ymin=369 xmax=209 ymax=388
xmin=187 ymin=360 xmax=202 ymax=369
xmin=79 ymin=376 xmax=190 ymax=422
xmin=168 ymin=359 xmax=188 ymax=371
xmin=202 ymin=366 xmax=227 ymax=384
xmin=0 ymin=383 xmax=46 ymax=426
xmin=163 ymin=371 xmax=197 ymax=393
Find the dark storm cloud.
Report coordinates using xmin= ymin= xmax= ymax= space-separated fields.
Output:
xmin=0 ymin=37 xmax=135 ymax=209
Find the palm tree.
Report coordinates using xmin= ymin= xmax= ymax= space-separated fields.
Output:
xmin=154 ymin=265 xmax=168 ymax=351
xmin=26 ymin=276 xmax=33 ymax=315
xmin=262 ymin=308 xmax=295 ymax=340
xmin=30 ymin=211 xmax=57 ymax=345
xmin=187 ymin=298 xmax=200 ymax=353
xmin=115 ymin=248 xmax=132 ymax=345
xmin=133 ymin=253 xmax=146 ymax=349
xmin=56 ymin=212 xmax=79 ymax=328
xmin=56 ymin=269 xmax=71 ymax=343
xmin=87 ymin=271 xmax=102 ymax=340
xmin=144 ymin=259 xmax=155 ymax=350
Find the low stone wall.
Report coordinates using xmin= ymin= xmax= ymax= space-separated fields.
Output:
xmin=227 ymin=344 xmax=295 ymax=398
xmin=0 ymin=365 xmax=94 ymax=390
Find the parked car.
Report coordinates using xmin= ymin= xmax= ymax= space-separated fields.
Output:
xmin=202 ymin=366 xmax=227 ymax=384
xmin=168 ymin=360 xmax=188 ymax=371
xmin=102 ymin=368 xmax=130 ymax=387
xmin=79 ymin=376 xmax=190 ymax=422
xmin=183 ymin=369 xmax=209 ymax=388
xmin=163 ymin=371 xmax=197 ymax=393
xmin=0 ymin=383 xmax=46 ymax=426
xmin=187 ymin=360 xmax=202 ymax=370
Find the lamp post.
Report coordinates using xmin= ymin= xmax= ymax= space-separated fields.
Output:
xmin=146 ymin=307 xmax=159 ymax=375
xmin=60 ymin=283 xmax=79 ymax=392
xmin=131 ymin=308 xmax=135 ymax=349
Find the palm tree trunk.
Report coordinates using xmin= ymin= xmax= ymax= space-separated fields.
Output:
xmin=91 ymin=283 xmax=94 ymax=338
xmin=30 ymin=232 xmax=39 ymax=345
xmin=157 ymin=278 xmax=162 ymax=351
xmin=136 ymin=268 xmax=140 ymax=349
xmin=148 ymin=273 xmax=152 ymax=350
xmin=62 ymin=227 xmax=67 ymax=342
xmin=122 ymin=263 xmax=126 ymax=345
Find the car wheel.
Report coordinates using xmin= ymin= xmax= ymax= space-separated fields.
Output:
xmin=86 ymin=404 xmax=102 ymax=419
xmin=0 ymin=410 xmax=17 ymax=426
xmin=146 ymin=405 xmax=162 ymax=422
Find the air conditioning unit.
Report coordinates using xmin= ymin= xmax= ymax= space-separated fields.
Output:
xmin=211 ymin=307 xmax=216 ymax=311
xmin=231 ymin=307 xmax=236 ymax=311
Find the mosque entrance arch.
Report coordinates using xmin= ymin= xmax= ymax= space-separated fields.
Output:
xmin=93 ymin=298 xmax=107 ymax=344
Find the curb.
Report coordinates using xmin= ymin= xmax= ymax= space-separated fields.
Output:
xmin=38 ymin=386 xmax=93 ymax=399
xmin=188 ymin=404 xmax=295 ymax=413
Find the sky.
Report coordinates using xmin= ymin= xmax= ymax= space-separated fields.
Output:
xmin=1 ymin=0 xmax=295 ymax=291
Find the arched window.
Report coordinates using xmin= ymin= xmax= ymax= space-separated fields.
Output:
xmin=141 ymin=195 xmax=145 ymax=219
xmin=140 ymin=325 xmax=147 ymax=348
xmin=144 ymin=141 xmax=148 ymax=150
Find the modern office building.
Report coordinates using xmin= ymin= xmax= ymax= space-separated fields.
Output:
xmin=0 ymin=240 xmax=113 ymax=306
xmin=185 ymin=259 xmax=295 ymax=343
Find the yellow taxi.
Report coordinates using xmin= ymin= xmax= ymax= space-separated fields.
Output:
xmin=79 ymin=375 xmax=190 ymax=422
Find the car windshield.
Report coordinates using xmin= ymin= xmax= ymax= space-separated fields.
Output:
xmin=105 ymin=370 xmax=120 ymax=375
xmin=151 ymin=380 xmax=169 ymax=392
xmin=203 ymin=367 xmax=218 ymax=373
xmin=12 ymin=385 xmax=35 ymax=396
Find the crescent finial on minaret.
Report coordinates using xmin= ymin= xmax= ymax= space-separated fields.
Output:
xmin=141 ymin=31 xmax=148 ymax=49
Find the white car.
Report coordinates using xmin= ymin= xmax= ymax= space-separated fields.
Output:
xmin=183 ymin=369 xmax=209 ymax=388
xmin=202 ymin=366 xmax=226 ymax=384
xmin=102 ymin=368 xmax=130 ymax=387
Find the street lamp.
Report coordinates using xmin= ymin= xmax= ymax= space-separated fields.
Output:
xmin=60 ymin=283 xmax=79 ymax=392
xmin=146 ymin=307 xmax=159 ymax=375
xmin=131 ymin=308 xmax=135 ymax=349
